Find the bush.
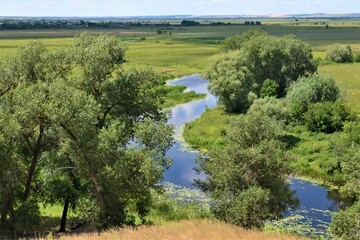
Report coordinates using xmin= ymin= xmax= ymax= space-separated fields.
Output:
xmin=286 ymin=74 xmax=340 ymax=122
xmin=326 ymin=44 xmax=353 ymax=63
xmin=354 ymin=52 xmax=360 ymax=62
xmin=304 ymin=101 xmax=355 ymax=133
xmin=260 ymin=79 xmax=279 ymax=98
xmin=248 ymin=97 xmax=290 ymax=123
xmin=330 ymin=201 xmax=360 ymax=240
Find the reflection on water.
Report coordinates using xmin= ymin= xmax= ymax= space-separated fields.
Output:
xmin=163 ymin=74 xmax=340 ymax=236
xmin=284 ymin=178 xmax=341 ymax=236
xmin=163 ymin=74 xmax=217 ymax=187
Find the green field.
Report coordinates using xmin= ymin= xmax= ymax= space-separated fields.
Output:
xmin=1 ymin=22 xmax=359 ymax=185
xmin=1 ymin=23 xmax=360 ymax=64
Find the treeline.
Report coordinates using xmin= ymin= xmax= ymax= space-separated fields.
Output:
xmin=0 ymin=19 xmax=259 ymax=30
xmin=0 ymin=19 xmax=170 ymax=30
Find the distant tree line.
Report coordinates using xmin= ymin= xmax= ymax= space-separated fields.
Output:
xmin=0 ymin=19 xmax=174 ymax=30
xmin=0 ymin=19 xmax=261 ymax=30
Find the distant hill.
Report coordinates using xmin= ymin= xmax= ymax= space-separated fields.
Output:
xmin=0 ymin=13 xmax=359 ymax=21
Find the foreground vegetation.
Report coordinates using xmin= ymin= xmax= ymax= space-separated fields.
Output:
xmin=40 ymin=220 xmax=305 ymax=240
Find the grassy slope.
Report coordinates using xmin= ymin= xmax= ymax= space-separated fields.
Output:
xmin=42 ymin=220 xmax=305 ymax=240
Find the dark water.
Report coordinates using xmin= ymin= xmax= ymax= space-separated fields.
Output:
xmin=163 ymin=74 xmax=341 ymax=236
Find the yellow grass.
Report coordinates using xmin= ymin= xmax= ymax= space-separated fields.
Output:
xmin=48 ymin=220 xmax=305 ymax=240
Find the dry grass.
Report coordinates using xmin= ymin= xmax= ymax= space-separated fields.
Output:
xmin=50 ymin=220 xmax=305 ymax=240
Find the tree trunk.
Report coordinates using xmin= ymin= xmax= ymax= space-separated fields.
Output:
xmin=23 ymin=125 xmax=44 ymax=201
xmin=0 ymin=205 xmax=7 ymax=225
xmin=59 ymin=197 xmax=70 ymax=232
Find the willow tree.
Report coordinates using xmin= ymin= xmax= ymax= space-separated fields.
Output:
xmin=204 ymin=30 xmax=317 ymax=113
xmin=0 ymin=33 xmax=174 ymax=233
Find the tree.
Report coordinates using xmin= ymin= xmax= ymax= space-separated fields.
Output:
xmin=206 ymin=31 xmax=317 ymax=113
xmin=286 ymin=74 xmax=340 ymax=122
xmin=248 ymin=97 xmax=290 ymax=124
xmin=196 ymin=111 xmax=297 ymax=228
xmin=326 ymin=44 xmax=353 ymax=63
xmin=0 ymin=33 xmax=174 ymax=233
xmin=330 ymin=144 xmax=360 ymax=239
xmin=304 ymin=101 xmax=355 ymax=133
xmin=223 ymin=29 xmax=266 ymax=52
xmin=203 ymin=51 xmax=255 ymax=112
xmin=330 ymin=201 xmax=360 ymax=240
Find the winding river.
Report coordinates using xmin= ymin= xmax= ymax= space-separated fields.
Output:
xmin=163 ymin=74 xmax=341 ymax=237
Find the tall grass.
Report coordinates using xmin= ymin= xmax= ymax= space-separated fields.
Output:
xmin=41 ymin=220 xmax=305 ymax=240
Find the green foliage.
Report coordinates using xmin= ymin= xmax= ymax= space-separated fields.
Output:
xmin=241 ymin=34 xmax=317 ymax=97
xmin=330 ymin=200 xmax=360 ymax=240
xmin=203 ymin=51 xmax=255 ymax=112
xmin=205 ymin=30 xmax=317 ymax=113
xmin=248 ymin=97 xmax=290 ymax=123
xmin=197 ymin=111 xmax=297 ymax=228
xmin=354 ymin=52 xmax=360 ymax=62
xmin=326 ymin=44 xmax=353 ymax=63
xmin=148 ymin=184 xmax=213 ymax=224
xmin=213 ymin=186 xmax=272 ymax=228
xmin=330 ymin=128 xmax=360 ymax=239
xmin=304 ymin=101 xmax=355 ymax=133
xmin=14 ymin=199 xmax=41 ymax=232
xmin=0 ymin=34 xmax=174 ymax=232
xmin=222 ymin=28 xmax=267 ymax=52
xmin=286 ymin=74 xmax=340 ymax=122
xmin=260 ymin=79 xmax=279 ymax=98
xmin=339 ymin=144 xmax=360 ymax=200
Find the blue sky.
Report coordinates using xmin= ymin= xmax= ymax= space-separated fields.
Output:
xmin=0 ymin=0 xmax=359 ymax=16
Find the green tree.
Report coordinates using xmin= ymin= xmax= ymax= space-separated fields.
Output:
xmin=248 ymin=97 xmax=290 ymax=123
xmin=196 ymin=111 xmax=297 ymax=228
xmin=286 ymin=74 xmax=340 ymax=122
xmin=206 ymin=31 xmax=317 ymax=113
xmin=330 ymin=144 xmax=360 ymax=239
xmin=203 ymin=51 xmax=255 ymax=112
xmin=223 ymin=29 xmax=267 ymax=52
xmin=304 ymin=101 xmax=355 ymax=133
xmin=326 ymin=44 xmax=353 ymax=63
xmin=330 ymin=201 xmax=360 ymax=240
xmin=0 ymin=34 xmax=174 ymax=233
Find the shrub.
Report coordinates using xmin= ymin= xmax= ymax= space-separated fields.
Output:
xmin=354 ymin=52 xmax=360 ymax=62
xmin=260 ymin=79 xmax=279 ymax=98
xmin=248 ymin=97 xmax=290 ymax=123
xmin=330 ymin=201 xmax=360 ymax=240
xmin=325 ymin=44 xmax=353 ymax=63
xmin=286 ymin=74 xmax=340 ymax=122
xmin=304 ymin=101 xmax=355 ymax=133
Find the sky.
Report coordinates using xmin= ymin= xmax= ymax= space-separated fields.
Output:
xmin=0 ymin=0 xmax=359 ymax=17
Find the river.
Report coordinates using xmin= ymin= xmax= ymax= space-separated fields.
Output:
xmin=163 ymin=74 xmax=341 ymax=237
